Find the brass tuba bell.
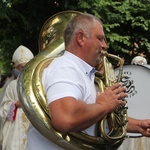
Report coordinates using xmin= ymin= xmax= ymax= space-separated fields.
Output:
xmin=17 ymin=10 xmax=128 ymax=150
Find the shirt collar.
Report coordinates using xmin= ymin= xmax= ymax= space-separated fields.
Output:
xmin=64 ymin=51 xmax=96 ymax=79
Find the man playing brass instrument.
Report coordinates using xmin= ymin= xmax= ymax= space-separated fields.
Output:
xmin=26 ymin=13 xmax=150 ymax=150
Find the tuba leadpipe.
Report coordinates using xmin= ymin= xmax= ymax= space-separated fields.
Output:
xmin=95 ymin=50 xmax=128 ymax=144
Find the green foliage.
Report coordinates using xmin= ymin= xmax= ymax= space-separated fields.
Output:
xmin=0 ymin=0 xmax=150 ymax=73
xmin=0 ymin=0 xmax=61 ymax=73
xmin=77 ymin=0 xmax=150 ymax=64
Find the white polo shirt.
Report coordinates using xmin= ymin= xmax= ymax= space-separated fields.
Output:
xmin=27 ymin=51 xmax=97 ymax=150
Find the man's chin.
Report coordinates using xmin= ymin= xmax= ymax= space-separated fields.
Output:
xmin=96 ymin=58 xmax=102 ymax=65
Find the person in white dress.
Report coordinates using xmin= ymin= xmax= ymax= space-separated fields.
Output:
xmin=0 ymin=45 xmax=34 ymax=150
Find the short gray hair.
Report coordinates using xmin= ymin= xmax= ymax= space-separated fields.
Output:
xmin=64 ymin=13 xmax=102 ymax=47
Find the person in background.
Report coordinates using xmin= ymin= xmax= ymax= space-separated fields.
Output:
xmin=0 ymin=73 xmax=12 ymax=89
xmin=0 ymin=45 xmax=34 ymax=150
xmin=0 ymin=63 xmax=17 ymax=150
xmin=119 ymin=55 xmax=150 ymax=150
xmin=26 ymin=13 xmax=150 ymax=150
xmin=131 ymin=55 xmax=147 ymax=65
xmin=0 ymin=62 xmax=19 ymax=104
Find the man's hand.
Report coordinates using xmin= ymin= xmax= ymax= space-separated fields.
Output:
xmin=15 ymin=100 xmax=21 ymax=108
xmin=96 ymin=82 xmax=127 ymax=113
xmin=138 ymin=120 xmax=150 ymax=137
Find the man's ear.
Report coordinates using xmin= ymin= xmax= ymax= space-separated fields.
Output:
xmin=76 ymin=30 xmax=85 ymax=46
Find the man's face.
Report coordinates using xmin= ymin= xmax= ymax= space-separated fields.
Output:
xmin=84 ymin=21 xmax=107 ymax=67
xmin=16 ymin=63 xmax=27 ymax=71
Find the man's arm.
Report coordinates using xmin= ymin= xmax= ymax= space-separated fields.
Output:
xmin=127 ymin=117 xmax=150 ymax=137
xmin=49 ymin=83 xmax=127 ymax=132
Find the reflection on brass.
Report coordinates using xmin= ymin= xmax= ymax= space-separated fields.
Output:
xmin=17 ymin=11 xmax=128 ymax=150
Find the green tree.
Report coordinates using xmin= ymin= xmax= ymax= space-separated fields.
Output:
xmin=0 ymin=0 xmax=63 ymax=73
xmin=0 ymin=0 xmax=150 ymax=73
xmin=77 ymin=0 xmax=150 ymax=65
